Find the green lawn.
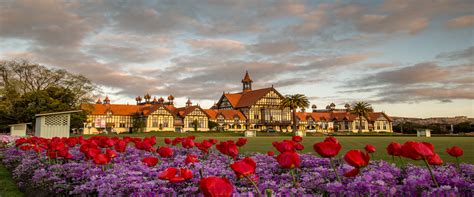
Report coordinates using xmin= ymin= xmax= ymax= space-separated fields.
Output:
xmin=0 ymin=164 xmax=23 ymax=197
xmin=79 ymin=132 xmax=474 ymax=164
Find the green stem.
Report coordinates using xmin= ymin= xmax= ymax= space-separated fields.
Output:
xmin=290 ymin=169 xmax=298 ymax=188
xmin=244 ymin=175 xmax=261 ymax=197
xmin=199 ymin=168 xmax=204 ymax=179
xmin=398 ymin=156 xmax=404 ymax=167
xmin=391 ymin=155 xmax=395 ymax=164
xmin=329 ymin=158 xmax=341 ymax=182
xmin=265 ymin=189 xmax=273 ymax=197
xmin=423 ymin=158 xmax=439 ymax=187
xmin=455 ymin=157 xmax=461 ymax=172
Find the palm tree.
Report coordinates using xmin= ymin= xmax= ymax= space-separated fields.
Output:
xmin=349 ymin=102 xmax=373 ymax=133
xmin=280 ymin=94 xmax=309 ymax=134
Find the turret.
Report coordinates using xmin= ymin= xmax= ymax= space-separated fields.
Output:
xmin=241 ymin=71 xmax=253 ymax=92
xmin=186 ymin=98 xmax=192 ymax=107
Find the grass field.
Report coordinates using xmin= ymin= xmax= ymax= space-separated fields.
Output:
xmin=78 ymin=132 xmax=474 ymax=165
xmin=0 ymin=164 xmax=23 ymax=197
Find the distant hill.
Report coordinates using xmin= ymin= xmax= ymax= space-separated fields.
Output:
xmin=391 ymin=116 xmax=473 ymax=126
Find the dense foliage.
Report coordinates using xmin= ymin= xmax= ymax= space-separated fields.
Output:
xmin=0 ymin=60 xmax=96 ymax=129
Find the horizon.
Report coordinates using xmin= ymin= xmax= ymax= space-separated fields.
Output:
xmin=0 ymin=0 xmax=473 ymax=118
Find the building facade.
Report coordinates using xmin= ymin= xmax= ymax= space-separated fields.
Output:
xmin=81 ymin=71 xmax=392 ymax=133
xmin=295 ymin=105 xmax=393 ymax=133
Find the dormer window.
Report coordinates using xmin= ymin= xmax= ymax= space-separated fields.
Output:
xmin=106 ymin=111 xmax=112 ymax=117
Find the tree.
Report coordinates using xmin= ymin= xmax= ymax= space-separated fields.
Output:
xmin=208 ymin=120 xmax=218 ymax=131
xmin=0 ymin=60 xmax=97 ymax=129
xmin=131 ymin=112 xmax=146 ymax=133
xmin=349 ymin=102 xmax=373 ymax=133
xmin=192 ymin=119 xmax=198 ymax=132
xmin=280 ymin=94 xmax=309 ymax=134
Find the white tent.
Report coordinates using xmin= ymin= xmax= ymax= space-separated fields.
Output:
xmin=35 ymin=110 xmax=82 ymax=138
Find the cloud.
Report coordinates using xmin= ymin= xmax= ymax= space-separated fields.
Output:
xmin=445 ymin=15 xmax=474 ymax=29
xmin=340 ymin=59 xmax=473 ymax=103
xmin=251 ymin=40 xmax=301 ymax=55
xmin=359 ymin=62 xmax=450 ymax=86
xmin=85 ymin=44 xmax=170 ymax=64
xmin=0 ymin=0 xmax=94 ymax=47
xmin=186 ymin=38 xmax=246 ymax=55
xmin=335 ymin=0 xmax=472 ymax=35
xmin=436 ymin=46 xmax=474 ymax=61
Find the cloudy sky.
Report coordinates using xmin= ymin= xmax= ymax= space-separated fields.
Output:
xmin=1 ymin=0 xmax=473 ymax=118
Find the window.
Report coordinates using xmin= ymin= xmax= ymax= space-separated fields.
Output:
xmin=344 ymin=122 xmax=349 ymax=130
xmin=152 ymin=117 xmax=158 ymax=127
xmin=119 ymin=123 xmax=126 ymax=128
xmin=383 ymin=122 xmax=387 ymax=130
xmin=163 ymin=120 xmax=168 ymax=127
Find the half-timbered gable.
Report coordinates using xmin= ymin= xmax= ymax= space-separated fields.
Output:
xmin=145 ymin=105 xmax=175 ymax=131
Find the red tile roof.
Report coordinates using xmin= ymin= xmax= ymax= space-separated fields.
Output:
xmin=81 ymin=104 xmax=142 ymax=116
xmin=223 ymin=93 xmax=242 ymax=108
xmin=204 ymin=109 xmax=246 ymax=120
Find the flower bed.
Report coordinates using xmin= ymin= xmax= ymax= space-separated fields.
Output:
xmin=0 ymin=136 xmax=472 ymax=196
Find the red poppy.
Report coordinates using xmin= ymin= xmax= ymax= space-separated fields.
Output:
xmin=82 ymin=145 xmax=100 ymax=160
xmin=106 ymin=149 xmax=117 ymax=158
xmin=143 ymin=136 xmax=157 ymax=146
xmin=142 ymin=157 xmax=159 ymax=167
xmin=115 ymin=140 xmax=127 ymax=153
xmin=93 ymin=154 xmax=111 ymax=165
xmin=343 ymin=150 xmax=370 ymax=177
xmin=15 ymin=138 xmax=28 ymax=147
xmin=209 ymin=139 xmax=218 ymax=144
xmin=199 ymin=176 xmax=234 ymax=197
xmin=158 ymin=147 xmax=174 ymax=158
xmin=236 ymin=138 xmax=247 ymax=147
xmin=295 ymin=143 xmax=305 ymax=151
xmin=58 ymin=148 xmax=73 ymax=159
xmin=267 ymin=151 xmax=275 ymax=156
xmin=365 ymin=144 xmax=376 ymax=153
xmin=65 ymin=137 xmax=79 ymax=147
xmin=185 ymin=154 xmax=199 ymax=165
xmin=196 ymin=140 xmax=213 ymax=153
xmin=19 ymin=145 xmax=33 ymax=151
xmin=159 ymin=167 xmax=193 ymax=183
xmin=276 ymin=151 xmax=300 ymax=169
xmin=324 ymin=136 xmax=339 ymax=144
xmin=99 ymin=137 xmax=115 ymax=148
xmin=313 ymin=141 xmax=342 ymax=158
xmin=230 ymin=157 xmax=256 ymax=178
xmin=400 ymin=141 xmax=434 ymax=160
xmin=292 ymin=136 xmax=302 ymax=143
xmin=344 ymin=168 xmax=360 ymax=177
xmin=164 ymin=138 xmax=171 ymax=145
xmin=386 ymin=142 xmax=402 ymax=156
xmin=216 ymin=141 xmax=238 ymax=158
xmin=272 ymin=140 xmax=296 ymax=153
xmin=427 ymin=153 xmax=443 ymax=166
xmin=135 ymin=141 xmax=153 ymax=152
xmin=171 ymin=137 xmax=183 ymax=146
xmin=182 ymin=137 xmax=195 ymax=149
xmin=344 ymin=150 xmax=370 ymax=168
xmin=446 ymin=146 xmax=463 ymax=157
